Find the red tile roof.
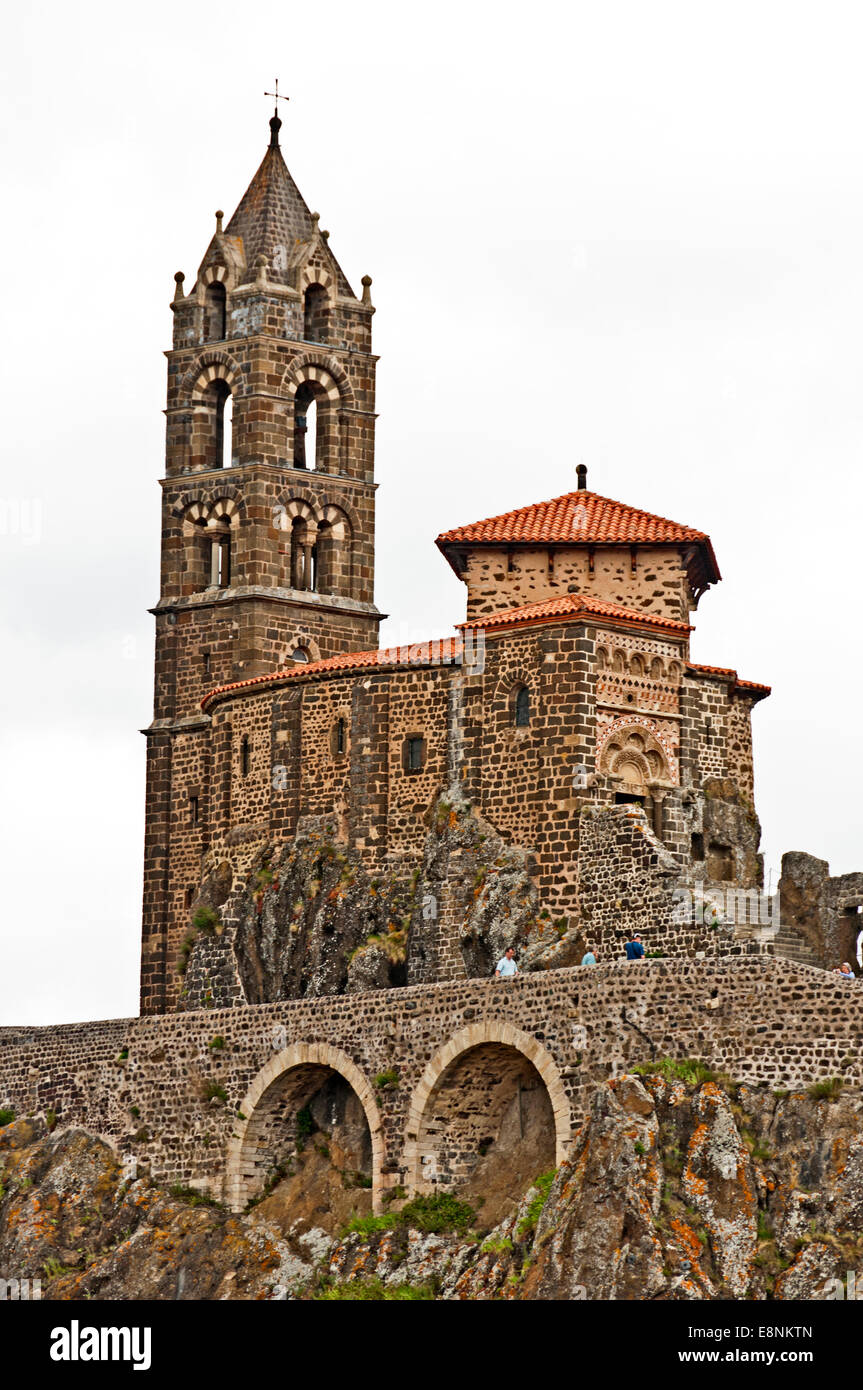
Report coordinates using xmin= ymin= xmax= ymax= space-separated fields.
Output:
xmin=687 ymin=662 xmax=771 ymax=700
xmin=201 ymin=638 xmax=463 ymax=711
xmin=459 ymin=592 xmax=692 ymax=635
xmin=436 ymin=488 xmax=721 ymax=593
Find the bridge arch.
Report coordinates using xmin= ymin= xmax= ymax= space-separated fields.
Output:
xmin=224 ymin=1042 xmax=384 ymax=1213
xmin=403 ymin=1022 xmax=572 ymax=1215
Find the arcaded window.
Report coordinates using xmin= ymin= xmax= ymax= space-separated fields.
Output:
xmin=514 ymin=686 xmax=531 ymax=727
xmin=205 ymin=281 xmax=227 ymax=341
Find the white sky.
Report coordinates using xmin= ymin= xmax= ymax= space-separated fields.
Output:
xmin=1 ymin=1 xmax=861 ymax=1024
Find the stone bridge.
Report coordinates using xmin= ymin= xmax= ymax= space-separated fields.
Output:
xmin=1 ymin=957 xmax=860 ymax=1212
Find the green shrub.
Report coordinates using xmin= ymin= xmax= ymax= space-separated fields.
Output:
xmin=397 ymin=1192 xmax=476 ymax=1236
xmin=0 ymin=1108 xmax=15 ymax=1128
xmin=208 ymin=1035 xmax=226 ymax=1051
xmin=381 ymin=1185 xmax=406 ymax=1206
xmin=807 ymin=1078 xmax=843 ymax=1102
xmin=634 ymin=1058 xmax=722 ymax=1088
xmin=314 ymin=1276 xmax=434 ymax=1301
xmin=516 ymin=1170 xmax=556 ymax=1238
xmin=201 ymin=1080 xmax=228 ymax=1104
xmin=374 ymin=1069 xmax=400 ymax=1091
xmin=168 ymin=1182 xmax=222 ymax=1209
xmin=341 ymin=1213 xmax=394 ymax=1238
xmin=192 ymin=906 xmax=220 ymax=936
xmin=481 ymin=1235 xmax=513 ymax=1255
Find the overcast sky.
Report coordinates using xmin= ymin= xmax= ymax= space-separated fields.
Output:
xmin=1 ymin=1 xmax=861 ymax=1024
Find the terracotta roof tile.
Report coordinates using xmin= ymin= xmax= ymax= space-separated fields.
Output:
xmin=459 ymin=592 xmax=692 ymax=634
xmin=687 ymin=662 xmax=771 ymax=699
xmin=436 ymin=488 xmax=721 ymax=591
xmin=201 ymin=638 xmax=463 ymax=710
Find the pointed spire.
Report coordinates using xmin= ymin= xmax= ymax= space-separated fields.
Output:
xmin=199 ymin=92 xmax=354 ymax=297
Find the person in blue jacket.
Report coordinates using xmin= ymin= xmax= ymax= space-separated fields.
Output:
xmin=624 ymin=934 xmax=645 ymax=960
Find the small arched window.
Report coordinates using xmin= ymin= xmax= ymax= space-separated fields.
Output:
xmin=293 ymin=384 xmax=321 ymax=470
xmin=331 ymin=716 xmax=348 ymax=757
xmin=514 ymin=686 xmax=531 ymax=728
xmin=303 ymin=284 xmax=329 ymax=341
xmin=211 ymin=381 xmax=232 ymax=469
xmin=291 ymin=646 xmax=310 ymax=663
xmin=205 ymin=281 xmax=227 ymax=341
xmin=289 ymin=519 xmax=316 ymax=591
xmin=403 ymin=734 xmax=426 ymax=773
xmin=208 ymin=529 xmax=230 ymax=588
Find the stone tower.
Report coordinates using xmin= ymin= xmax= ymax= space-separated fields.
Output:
xmin=140 ymin=107 xmax=381 ymax=1014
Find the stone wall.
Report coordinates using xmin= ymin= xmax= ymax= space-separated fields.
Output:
xmin=463 ymin=545 xmax=692 ymax=623
xmin=779 ymin=852 xmax=863 ymax=972
xmin=2 ymin=959 xmax=860 ymax=1215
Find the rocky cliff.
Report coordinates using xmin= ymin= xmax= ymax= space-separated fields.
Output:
xmin=2 ymin=1064 xmax=860 ymax=1300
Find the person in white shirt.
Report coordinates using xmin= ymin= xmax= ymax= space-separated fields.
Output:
xmin=495 ymin=947 xmax=518 ymax=978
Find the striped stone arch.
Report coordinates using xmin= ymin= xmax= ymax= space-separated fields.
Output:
xmin=317 ymin=502 xmax=353 ymax=540
xmin=223 ymin=1042 xmax=385 ymax=1212
xmin=172 ymin=484 xmax=244 ymax=525
xmin=283 ymin=353 xmax=355 ymax=407
xmin=298 ymin=263 xmax=336 ymax=299
xmin=210 ymin=495 xmax=242 ymax=524
xmin=171 ymin=490 xmax=209 ymax=521
xmin=200 ymin=263 xmax=228 ymax=286
xmin=180 ymin=349 xmax=245 ymax=403
xmin=274 ymin=496 xmax=317 ymax=533
xmin=402 ymin=1022 xmax=573 ymax=1196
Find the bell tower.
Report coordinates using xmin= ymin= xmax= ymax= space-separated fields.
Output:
xmin=140 ymin=103 xmax=381 ymax=1013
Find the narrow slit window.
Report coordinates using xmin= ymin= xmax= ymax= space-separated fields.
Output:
xmin=241 ymin=735 xmax=250 ymax=777
xmin=514 ymin=686 xmax=530 ymax=727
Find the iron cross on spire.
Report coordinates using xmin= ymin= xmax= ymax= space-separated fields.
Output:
xmin=264 ymin=79 xmax=290 ymax=112
xmin=265 ymin=79 xmax=289 ymax=147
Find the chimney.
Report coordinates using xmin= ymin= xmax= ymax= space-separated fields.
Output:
xmin=576 ymin=464 xmax=588 ymax=491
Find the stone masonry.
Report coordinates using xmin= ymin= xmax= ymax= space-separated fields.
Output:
xmin=1 ymin=958 xmax=860 ymax=1215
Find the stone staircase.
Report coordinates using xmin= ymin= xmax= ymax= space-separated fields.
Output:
xmin=769 ymin=924 xmax=822 ymax=968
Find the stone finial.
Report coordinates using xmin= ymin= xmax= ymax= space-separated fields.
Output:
xmin=310 ymin=212 xmax=320 ymax=239
xmin=215 ymin=210 xmax=224 ymax=235
xmin=321 ymin=229 xmax=330 ymax=242
xmin=173 ymin=271 xmax=185 ymax=302
xmin=361 ymin=275 xmax=373 ymax=306
xmin=254 ymin=253 xmax=269 ymax=286
xmin=576 ymin=463 xmax=588 ymax=491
